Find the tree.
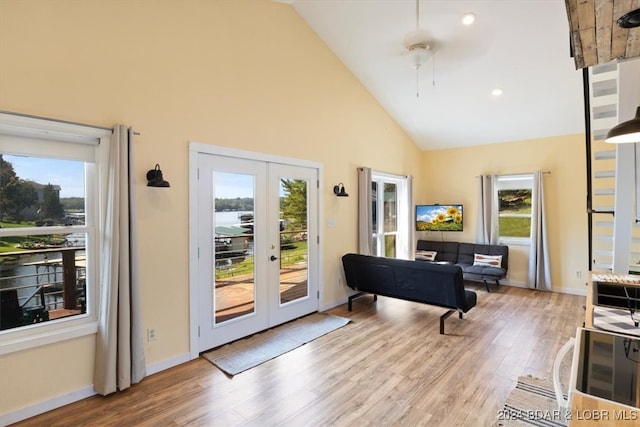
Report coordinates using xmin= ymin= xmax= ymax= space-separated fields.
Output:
xmin=215 ymin=197 xmax=253 ymax=211
xmin=0 ymin=155 xmax=37 ymax=221
xmin=280 ymin=179 xmax=307 ymax=230
xmin=41 ymin=184 xmax=65 ymax=219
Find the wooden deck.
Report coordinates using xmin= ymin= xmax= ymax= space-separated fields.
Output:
xmin=215 ymin=263 xmax=308 ymax=322
xmin=48 ymin=308 xmax=82 ymax=321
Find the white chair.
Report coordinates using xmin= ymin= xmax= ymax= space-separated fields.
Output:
xmin=552 ymin=337 xmax=575 ymax=419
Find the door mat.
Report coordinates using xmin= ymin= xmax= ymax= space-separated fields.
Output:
xmin=495 ymin=376 xmax=567 ymax=427
xmin=201 ymin=312 xmax=351 ymax=376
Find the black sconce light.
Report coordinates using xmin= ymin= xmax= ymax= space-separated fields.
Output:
xmin=146 ymin=164 xmax=170 ymax=187
xmin=333 ymin=183 xmax=349 ymax=197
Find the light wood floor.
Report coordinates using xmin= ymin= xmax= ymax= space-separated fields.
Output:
xmin=14 ymin=284 xmax=585 ymax=427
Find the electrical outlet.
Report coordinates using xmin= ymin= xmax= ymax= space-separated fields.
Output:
xmin=147 ymin=328 xmax=156 ymax=342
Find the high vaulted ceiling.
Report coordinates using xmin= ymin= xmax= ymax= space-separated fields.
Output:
xmin=279 ymin=0 xmax=614 ymax=151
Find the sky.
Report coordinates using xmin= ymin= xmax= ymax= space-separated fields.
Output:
xmin=4 ymin=155 xmax=85 ymax=198
xmin=214 ymin=172 xmax=290 ymax=199
xmin=215 ymin=172 xmax=253 ymax=199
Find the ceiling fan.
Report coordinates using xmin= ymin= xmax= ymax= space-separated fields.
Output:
xmin=403 ymin=0 xmax=434 ymax=71
xmin=401 ymin=0 xmax=477 ymax=97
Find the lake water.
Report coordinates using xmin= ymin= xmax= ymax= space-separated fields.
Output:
xmin=216 ymin=211 xmax=252 ymax=227
xmin=0 ymin=214 xmax=251 ymax=295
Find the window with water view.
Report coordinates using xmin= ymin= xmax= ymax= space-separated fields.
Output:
xmin=0 ymin=154 xmax=91 ymax=331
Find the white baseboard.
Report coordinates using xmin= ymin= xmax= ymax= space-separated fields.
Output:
xmin=503 ymin=282 xmax=587 ymax=297
xmin=501 ymin=280 xmax=588 ymax=297
xmin=320 ymin=297 xmax=348 ymax=312
xmin=146 ymin=352 xmax=191 ymax=376
xmin=552 ymin=286 xmax=587 ymax=297
xmin=501 ymin=279 xmax=528 ymax=288
xmin=0 ymin=385 xmax=97 ymax=426
xmin=0 ymin=352 xmax=191 ymax=425
xmin=467 ymin=279 xmax=587 ymax=297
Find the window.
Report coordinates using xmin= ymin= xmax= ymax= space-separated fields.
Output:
xmin=496 ymin=174 xmax=533 ymax=243
xmin=371 ymin=172 xmax=410 ymax=259
xmin=0 ymin=113 xmax=111 ymax=354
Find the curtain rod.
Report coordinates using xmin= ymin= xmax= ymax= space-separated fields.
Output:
xmin=475 ymin=171 xmax=551 ymax=178
xmin=0 ymin=110 xmax=141 ymax=135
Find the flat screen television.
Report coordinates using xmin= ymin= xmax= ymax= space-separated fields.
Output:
xmin=415 ymin=204 xmax=463 ymax=231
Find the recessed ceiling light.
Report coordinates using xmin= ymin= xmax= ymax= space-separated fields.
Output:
xmin=462 ymin=13 xmax=476 ymax=26
xmin=492 ymin=88 xmax=503 ymax=97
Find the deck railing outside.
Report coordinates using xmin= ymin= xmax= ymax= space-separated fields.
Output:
xmin=214 ymin=230 xmax=307 ymax=280
xmin=0 ymin=247 xmax=86 ymax=330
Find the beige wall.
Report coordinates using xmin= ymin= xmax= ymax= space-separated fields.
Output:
xmin=0 ymin=0 xmax=590 ymax=418
xmin=419 ymin=134 xmax=589 ymax=293
xmin=0 ymin=0 xmax=424 ymax=416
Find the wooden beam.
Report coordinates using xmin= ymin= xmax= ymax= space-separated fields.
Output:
xmin=566 ymin=0 xmax=580 ymax=31
xmin=580 ymin=27 xmax=599 ymax=66
xmin=578 ymin=0 xmax=597 ymax=29
xmin=627 ymin=27 xmax=640 ymax=58
xmin=595 ymin=0 xmax=614 ymax=63
xmin=572 ymin=32 xmax=586 ymax=68
xmin=565 ymin=0 xmax=640 ymax=68
xmin=578 ymin=0 xmax=598 ymax=67
xmin=566 ymin=0 xmax=585 ymax=68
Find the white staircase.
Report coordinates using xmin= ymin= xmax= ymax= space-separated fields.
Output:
xmin=588 ymin=63 xmax=640 ymax=274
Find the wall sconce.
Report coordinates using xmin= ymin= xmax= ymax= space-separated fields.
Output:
xmin=146 ymin=164 xmax=170 ymax=187
xmin=333 ymin=183 xmax=349 ymax=197
xmin=605 ymin=106 xmax=640 ymax=143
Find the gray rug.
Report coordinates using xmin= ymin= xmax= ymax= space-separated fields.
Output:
xmin=201 ymin=313 xmax=351 ymax=376
xmin=593 ymin=306 xmax=640 ymax=336
xmin=495 ymin=376 xmax=567 ymax=427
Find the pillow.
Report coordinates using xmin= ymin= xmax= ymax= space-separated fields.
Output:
xmin=416 ymin=250 xmax=437 ymax=261
xmin=473 ymin=253 xmax=502 ymax=267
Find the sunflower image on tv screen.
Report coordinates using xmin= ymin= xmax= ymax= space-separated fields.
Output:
xmin=415 ymin=204 xmax=463 ymax=231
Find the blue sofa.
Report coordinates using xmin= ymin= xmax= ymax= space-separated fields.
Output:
xmin=341 ymin=253 xmax=477 ymax=334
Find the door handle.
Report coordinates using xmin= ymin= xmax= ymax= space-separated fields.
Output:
xmin=270 ymin=255 xmax=278 ymax=261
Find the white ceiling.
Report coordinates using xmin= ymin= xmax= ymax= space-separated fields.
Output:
xmin=285 ymin=0 xmax=586 ymax=151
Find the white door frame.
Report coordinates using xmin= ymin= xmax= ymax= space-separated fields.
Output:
xmin=188 ymin=142 xmax=324 ymax=359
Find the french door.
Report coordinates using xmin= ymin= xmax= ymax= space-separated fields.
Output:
xmin=195 ymin=152 xmax=319 ymax=352
xmin=370 ymin=172 xmax=411 ymax=259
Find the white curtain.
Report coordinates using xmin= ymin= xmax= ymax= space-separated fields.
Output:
xmin=406 ymin=175 xmax=415 ymax=260
xmin=528 ymin=170 xmax=552 ymax=290
xmin=476 ymin=174 xmax=498 ymax=244
xmin=636 ymin=142 xmax=640 ymax=222
xmin=357 ymin=167 xmax=373 ymax=255
xmin=94 ymin=125 xmax=146 ymax=395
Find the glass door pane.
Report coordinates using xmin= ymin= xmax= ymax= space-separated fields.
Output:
xmin=383 ymin=183 xmax=397 ymax=257
xmin=371 ymin=181 xmax=379 ymax=255
xmin=267 ymin=163 xmax=318 ymax=326
xmin=197 ymin=154 xmax=318 ymax=350
xmin=213 ymin=172 xmax=255 ymax=324
xmin=278 ymin=178 xmax=309 ymax=304
xmin=383 ymin=183 xmax=397 ymax=232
